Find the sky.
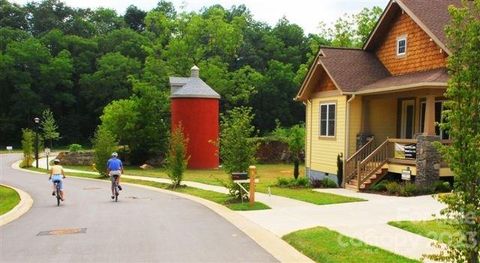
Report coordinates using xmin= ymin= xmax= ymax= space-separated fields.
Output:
xmin=11 ymin=0 xmax=389 ymax=34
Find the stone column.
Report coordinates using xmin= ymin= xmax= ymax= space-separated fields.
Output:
xmin=416 ymin=135 xmax=441 ymax=188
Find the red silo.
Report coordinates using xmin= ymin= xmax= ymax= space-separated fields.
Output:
xmin=169 ymin=66 xmax=220 ymax=169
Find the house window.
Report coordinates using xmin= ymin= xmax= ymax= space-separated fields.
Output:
xmin=397 ymin=35 xmax=407 ymax=56
xmin=420 ymin=100 xmax=450 ymax=139
xmin=320 ymin=103 xmax=336 ymax=137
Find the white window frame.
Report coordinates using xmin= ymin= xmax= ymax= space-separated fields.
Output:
xmin=319 ymin=103 xmax=336 ymax=138
xmin=396 ymin=35 xmax=407 ymax=56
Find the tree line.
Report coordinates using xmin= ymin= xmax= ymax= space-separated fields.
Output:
xmin=0 ymin=0 xmax=381 ymax=154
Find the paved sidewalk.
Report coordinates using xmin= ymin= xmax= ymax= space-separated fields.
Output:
xmin=35 ymin=156 xmax=445 ymax=261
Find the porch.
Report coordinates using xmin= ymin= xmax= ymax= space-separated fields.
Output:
xmin=344 ymin=87 xmax=452 ymax=190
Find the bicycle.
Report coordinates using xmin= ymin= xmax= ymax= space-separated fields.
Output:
xmin=111 ymin=174 xmax=120 ymax=202
xmin=52 ymin=179 xmax=62 ymax=206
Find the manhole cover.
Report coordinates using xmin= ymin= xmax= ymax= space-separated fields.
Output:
xmin=37 ymin=228 xmax=87 ymax=236
xmin=83 ymin=187 xmax=101 ymax=190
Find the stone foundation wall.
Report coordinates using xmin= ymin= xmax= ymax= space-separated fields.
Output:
xmin=57 ymin=151 xmax=94 ymax=166
xmin=415 ymin=135 xmax=441 ymax=188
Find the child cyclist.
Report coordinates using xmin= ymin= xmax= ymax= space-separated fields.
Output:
xmin=49 ymin=159 xmax=66 ymax=201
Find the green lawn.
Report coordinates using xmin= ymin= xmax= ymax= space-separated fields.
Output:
xmin=283 ymin=227 xmax=419 ymax=263
xmin=112 ymin=178 xmax=271 ymax=211
xmin=65 ymin=164 xmax=365 ymax=205
xmin=0 ymin=185 xmax=20 ymax=216
xmin=24 ymin=167 xmax=269 ymax=211
xmin=388 ymin=220 xmax=458 ymax=244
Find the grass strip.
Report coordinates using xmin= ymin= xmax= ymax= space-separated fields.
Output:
xmin=388 ymin=220 xmax=458 ymax=244
xmin=283 ymin=226 xmax=419 ymax=263
xmin=0 ymin=185 xmax=20 ymax=216
xmin=121 ymin=178 xmax=270 ymax=211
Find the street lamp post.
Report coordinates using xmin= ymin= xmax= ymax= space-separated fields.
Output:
xmin=34 ymin=117 xmax=40 ymax=169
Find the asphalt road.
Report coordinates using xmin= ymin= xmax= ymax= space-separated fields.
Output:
xmin=0 ymin=154 xmax=277 ymax=263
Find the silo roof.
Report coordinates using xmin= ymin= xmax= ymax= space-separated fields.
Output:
xmin=169 ymin=66 xmax=221 ymax=99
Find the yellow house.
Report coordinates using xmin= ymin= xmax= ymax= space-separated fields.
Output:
xmin=296 ymin=0 xmax=459 ymax=190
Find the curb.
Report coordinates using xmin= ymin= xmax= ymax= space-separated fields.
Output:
xmin=13 ymin=161 xmax=313 ymax=263
xmin=0 ymin=183 xmax=33 ymax=227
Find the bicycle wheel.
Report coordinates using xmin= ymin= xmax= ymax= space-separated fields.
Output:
xmin=56 ymin=185 xmax=60 ymax=206
xmin=115 ymin=185 xmax=119 ymax=202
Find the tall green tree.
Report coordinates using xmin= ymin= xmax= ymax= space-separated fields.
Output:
xmin=124 ymin=5 xmax=146 ymax=32
xmin=40 ymin=109 xmax=60 ymax=148
xmin=432 ymin=1 xmax=480 ymax=262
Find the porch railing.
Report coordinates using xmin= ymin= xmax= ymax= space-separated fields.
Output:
xmin=346 ymin=138 xmax=452 ymax=190
xmin=357 ymin=139 xmax=391 ymax=188
xmin=344 ymin=137 xmax=375 ymax=185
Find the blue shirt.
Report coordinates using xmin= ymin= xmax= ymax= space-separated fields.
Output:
xmin=107 ymin=158 xmax=123 ymax=171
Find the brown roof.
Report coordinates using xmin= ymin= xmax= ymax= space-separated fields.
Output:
xmin=319 ymin=48 xmax=390 ymax=92
xmin=357 ymin=68 xmax=448 ymax=93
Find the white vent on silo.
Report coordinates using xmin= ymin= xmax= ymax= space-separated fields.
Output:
xmin=191 ymin=65 xmax=199 ymax=78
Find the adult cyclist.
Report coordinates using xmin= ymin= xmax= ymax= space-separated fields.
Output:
xmin=49 ymin=159 xmax=66 ymax=201
xmin=107 ymin=152 xmax=123 ymax=199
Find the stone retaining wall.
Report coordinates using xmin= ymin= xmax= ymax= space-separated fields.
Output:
xmin=56 ymin=151 xmax=94 ymax=166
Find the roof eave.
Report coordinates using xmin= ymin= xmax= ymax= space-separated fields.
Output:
xmin=354 ymin=82 xmax=448 ymax=95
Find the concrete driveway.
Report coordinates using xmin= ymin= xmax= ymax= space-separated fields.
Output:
xmin=0 ymin=154 xmax=277 ymax=263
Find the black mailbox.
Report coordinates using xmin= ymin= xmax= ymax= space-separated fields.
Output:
xmin=231 ymin=172 xmax=248 ymax=180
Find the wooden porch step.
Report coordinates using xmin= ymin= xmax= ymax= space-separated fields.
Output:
xmin=345 ymin=168 xmax=389 ymax=191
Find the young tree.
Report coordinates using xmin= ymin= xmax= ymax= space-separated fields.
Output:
xmin=220 ymin=107 xmax=257 ymax=174
xmin=20 ymin=128 xmax=34 ymax=168
xmin=432 ymin=1 xmax=480 ymax=262
xmin=92 ymin=127 xmax=118 ymax=177
xmin=219 ymin=107 xmax=257 ymax=200
xmin=273 ymin=123 xmax=305 ymax=179
xmin=166 ymin=124 xmax=189 ymax=188
xmin=40 ymin=108 xmax=60 ymax=148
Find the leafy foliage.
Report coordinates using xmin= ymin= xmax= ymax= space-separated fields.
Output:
xmin=99 ymin=81 xmax=170 ymax=164
xmin=68 ymin=143 xmax=82 ymax=152
xmin=0 ymin=1 xmax=382 ymax=150
xmin=92 ymin=127 xmax=118 ymax=177
xmin=20 ymin=128 xmax=34 ymax=168
xmin=430 ymin=1 xmax=480 ymax=262
xmin=166 ymin=125 xmax=189 ymax=188
xmin=218 ymin=107 xmax=257 ymax=200
xmin=219 ymin=107 xmax=257 ymax=174
xmin=40 ymin=108 xmax=60 ymax=148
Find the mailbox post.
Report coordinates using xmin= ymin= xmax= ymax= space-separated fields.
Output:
xmin=45 ymin=148 xmax=51 ymax=171
xmin=248 ymin=166 xmax=256 ymax=206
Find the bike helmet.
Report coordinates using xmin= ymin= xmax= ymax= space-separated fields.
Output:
xmin=53 ymin=159 xmax=60 ymax=164
xmin=111 ymin=152 xmax=118 ymax=158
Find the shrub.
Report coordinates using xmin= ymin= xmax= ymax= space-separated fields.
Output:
xmin=402 ymin=182 xmax=417 ymax=197
xmin=20 ymin=129 xmax=34 ymax=168
xmin=434 ymin=181 xmax=452 ymax=193
xmin=309 ymin=178 xmax=337 ymax=189
xmin=92 ymin=127 xmax=118 ymax=177
xmin=68 ymin=144 xmax=83 ymax=152
xmin=276 ymin=177 xmax=311 ymax=188
xmin=371 ymin=180 xmax=388 ymax=192
xmin=323 ymin=178 xmax=338 ymax=188
xmin=166 ymin=125 xmax=189 ymax=188
xmin=276 ymin=177 xmax=290 ymax=187
xmin=385 ymin=181 xmax=401 ymax=195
